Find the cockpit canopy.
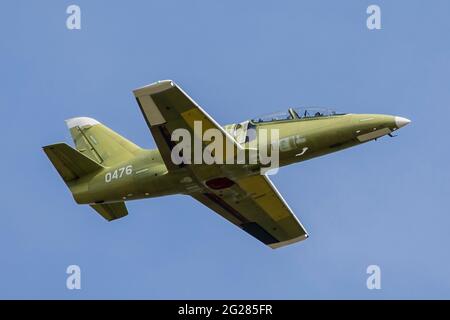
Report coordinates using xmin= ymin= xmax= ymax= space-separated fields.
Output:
xmin=251 ymin=107 xmax=343 ymax=124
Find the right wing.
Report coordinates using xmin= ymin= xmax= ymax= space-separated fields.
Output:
xmin=133 ymin=80 xmax=242 ymax=173
xmin=192 ymin=174 xmax=308 ymax=249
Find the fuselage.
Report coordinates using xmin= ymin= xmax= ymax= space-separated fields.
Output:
xmin=70 ymin=112 xmax=409 ymax=205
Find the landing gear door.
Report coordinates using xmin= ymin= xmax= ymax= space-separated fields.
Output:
xmin=234 ymin=121 xmax=249 ymax=144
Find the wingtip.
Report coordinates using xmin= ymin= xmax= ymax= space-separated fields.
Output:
xmin=133 ymin=80 xmax=175 ymax=97
xmin=269 ymin=233 xmax=309 ymax=249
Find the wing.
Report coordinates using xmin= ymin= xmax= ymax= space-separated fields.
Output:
xmin=133 ymin=80 xmax=242 ymax=173
xmin=192 ymin=174 xmax=308 ymax=249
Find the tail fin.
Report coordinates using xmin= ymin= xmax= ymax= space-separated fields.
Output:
xmin=65 ymin=117 xmax=142 ymax=166
xmin=44 ymin=142 xmax=129 ymax=221
xmin=43 ymin=143 xmax=103 ymax=183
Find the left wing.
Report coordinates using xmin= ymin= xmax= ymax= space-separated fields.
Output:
xmin=192 ymin=174 xmax=308 ymax=249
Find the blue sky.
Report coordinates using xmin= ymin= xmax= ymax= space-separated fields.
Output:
xmin=1 ymin=0 xmax=449 ymax=299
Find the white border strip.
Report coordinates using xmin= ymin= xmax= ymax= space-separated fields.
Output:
xmin=65 ymin=117 xmax=100 ymax=129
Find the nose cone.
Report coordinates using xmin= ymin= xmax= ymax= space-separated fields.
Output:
xmin=395 ymin=116 xmax=411 ymax=129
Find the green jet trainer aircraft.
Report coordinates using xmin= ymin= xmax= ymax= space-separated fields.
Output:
xmin=43 ymin=80 xmax=410 ymax=249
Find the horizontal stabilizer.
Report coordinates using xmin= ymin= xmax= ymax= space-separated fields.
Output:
xmin=90 ymin=202 xmax=128 ymax=221
xmin=43 ymin=143 xmax=104 ymax=182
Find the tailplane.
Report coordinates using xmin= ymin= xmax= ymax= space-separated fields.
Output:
xmin=90 ymin=202 xmax=128 ymax=221
xmin=43 ymin=143 xmax=103 ymax=183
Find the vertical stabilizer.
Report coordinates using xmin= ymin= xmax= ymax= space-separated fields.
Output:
xmin=66 ymin=117 xmax=142 ymax=166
